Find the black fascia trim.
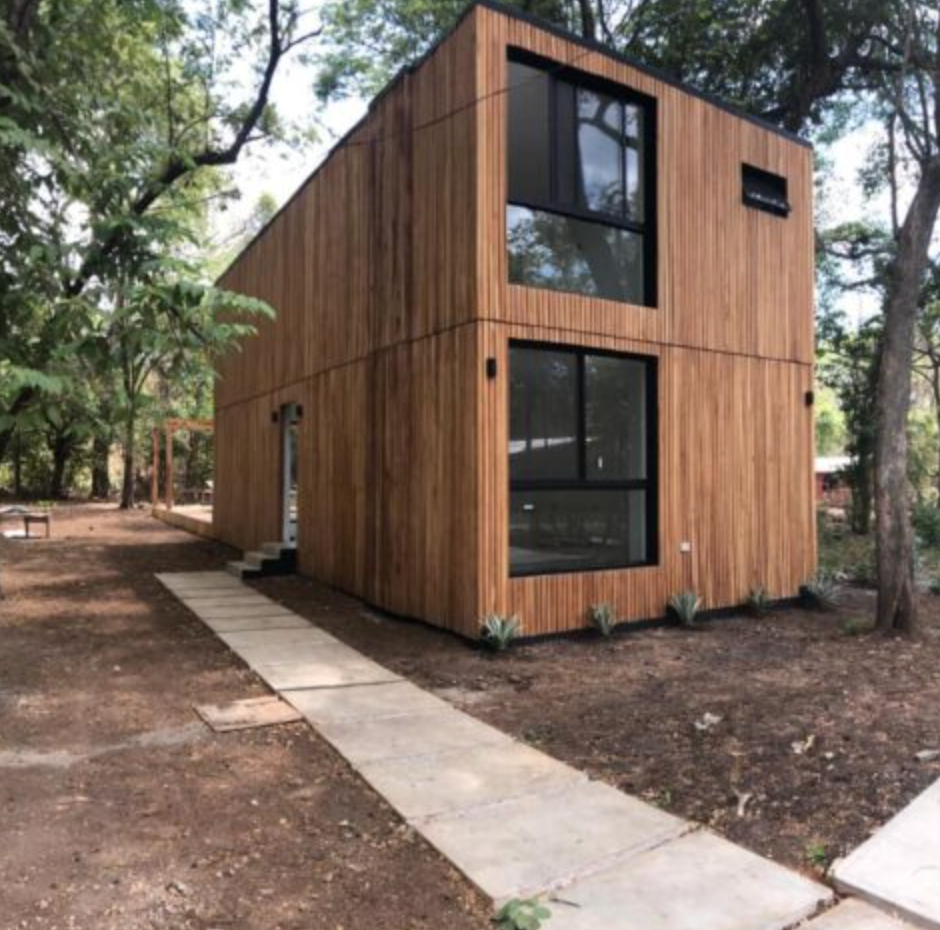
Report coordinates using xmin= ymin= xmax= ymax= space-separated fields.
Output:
xmin=484 ymin=1 xmax=810 ymax=149
xmin=507 ymin=338 xmax=660 ymax=578
xmin=217 ymin=0 xmax=808 ymax=285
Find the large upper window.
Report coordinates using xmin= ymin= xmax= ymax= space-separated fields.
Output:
xmin=506 ymin=53 xmax=655 ymax=306
xmin=509 ymin=343 xmax=657 ymax=576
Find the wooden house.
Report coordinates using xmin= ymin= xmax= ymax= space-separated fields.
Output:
xmin=213 ymin=0 xmax=816 ymax=639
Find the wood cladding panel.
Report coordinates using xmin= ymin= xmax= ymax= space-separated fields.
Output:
xmin=473 ymin=6 xmax=814 ymax=365
xmin=212 ymin=4 xmax=815 ymax=640
xmin=475 ymin=322 xmax=815 ymax=638
xmin=370 ymin=328 xmax=479 ymax=632
xmin=214 ymin=13 xmax=479 ymax=413
xmin=213 ymin=395 xmax=282 ymax=551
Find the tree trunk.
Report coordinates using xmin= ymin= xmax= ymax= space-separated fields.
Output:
xmin=91 ymin=432 xmax=111 ymax=499
xmin=120 ymin=408 xmax=136 ymax=509
xmin=875 ymin=158 xmax=940 ymax=635
xmin=13 ymin=432 xmax=22 ymax=498
xmin=850 ymin=458 xmax=873 ymax=535
xmin=48 ymin=430 xmax=71 ymax=499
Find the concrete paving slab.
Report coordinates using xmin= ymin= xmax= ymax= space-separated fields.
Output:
xmin=416 ymin=779 xmax=687 ymax=902
xmin=805 ymin=900 xmax=917 ymax=930
xmin=157 ymin=571 xmax=235 ymax=582
xmin=218 ymin=627 xmax=338 ymax=650
xmin=181 ymin=595 xmax=277 ymax=610
xmin=199 ymin=613 xmax=311 ymax=633
xmin=313 ymin=707 xmax=511 ymax=767
xmin=188 ymin=604 xmax=296 ymax=621
xmin=231 ymin=641 xmax=366 ymax=670
xmin=256 ymin=646 xmax=402 ymax=692
xmin=834 ymin=778 xmax=940 ymax=927
xmin=358 ymin=740 xmax=586 ymax=821
xmin=543 ymin=828 xmax=830 ymax=930
xmin=286 ymin=681 xmax=449 ymax=726
xmin=176 ymin=588 xmax=253 ymax=599
xmin=158 ymin=573 xmax=242 ymax=589
xmin=194 ymin=696 xmax=303 ymax=732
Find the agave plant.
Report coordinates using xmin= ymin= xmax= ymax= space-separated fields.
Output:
xmin=801 ymin=573 xmax=839 ymax=611
xmin=747 ymin=585 xmax=771 ymax=616
xmin=588 ymin=602 xmax=617 ymax=637
xmin=481 ymin=613 xmax=521 ymax=652
xmin=668 ymin=590 xmax=702 ymax=627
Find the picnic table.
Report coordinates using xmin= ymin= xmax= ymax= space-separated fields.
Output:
xmin=0 ymin=506 xmax=51 ymax=538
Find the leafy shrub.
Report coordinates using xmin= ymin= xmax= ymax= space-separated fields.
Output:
xmin=493 ymin=898 xmax=551 ymax=930
xmin=842 ymin=616 xmax=876 ymax=636
xmin=668 ymin=590 xmax=702 ymax=627
xmin=746 ymin=585 xmax=771 ymax=616
xmin=588 ymin=602 xmax=617 ymax=637
xmin=800 ymin=573 xmax=839 ymax=611
xmin=914 ymin=501 xmax=940 ymax=548
xmin=846 ymin=558 xmax=876 ymax=587
xmin=481 ymin=614 xmax=520 ymax=652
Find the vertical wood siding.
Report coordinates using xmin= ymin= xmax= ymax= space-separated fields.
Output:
xmin=212 ymin=4 xmax=815 ymax=640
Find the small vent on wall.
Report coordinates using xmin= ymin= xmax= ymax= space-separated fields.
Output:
xmin=742 ymin=164 xmax=790 ymax=217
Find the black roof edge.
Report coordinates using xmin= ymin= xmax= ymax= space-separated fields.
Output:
xmin=474 ymin=0 xmax=811 ymax=150
xmin=216 ymin=0 xmax=810 ymax=284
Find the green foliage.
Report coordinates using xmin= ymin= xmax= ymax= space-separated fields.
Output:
xmin=913 ymin=502 xmax=940 ymax=549
xmin=746 ymin=585 xmax=771 ymax=616
xmin=801 ymin=574 xmax=840 ymax=611
xmin=493 ymin=898 xmax=551 ymax=930
xmin=814 ymin=385 xmax=846 ymax=456
xmin=481 ymin=614 xmax=521 ymax=652
xmin=668 ymin=590 xmax=702 ymax=627
xmin=588 ymin=602 xmax=617 ymax=637
xmin=804 ymin=842 xmax=830 ymax=870
xmin=842 ymin=616 xmax=876 ymax=636
xmin=816 ymin=319 xmax=881 ymax=535
xmin=0 ymin=0 xmax=311 ymax=501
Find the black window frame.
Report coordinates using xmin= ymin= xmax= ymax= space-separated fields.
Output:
xmin=506 ymin=47 xmax=658 ymax=308
xmin=508 ymin=339 xmax=659 ymax=577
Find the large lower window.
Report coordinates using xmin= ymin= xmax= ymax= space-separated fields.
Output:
xmin=509 ymin=343 xmax=657 ymax=576
xmin=506 ymin=52 xmax=655 ymax=306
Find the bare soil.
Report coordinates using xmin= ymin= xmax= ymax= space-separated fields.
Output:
xmin=0 ymin=505 xmax=490 ymax=930
xmin=259 ymin=558 xmax=940 ymax=876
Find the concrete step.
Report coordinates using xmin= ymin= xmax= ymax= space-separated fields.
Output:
xmin=833 ymin=778 xmax=940 ymax=928
xmin=244 ymin=550 xmax=274 ymax=569
xmin=262 ymin=541 xmax=297 ymax=557
xmin=226 ymin=560 xmax=260 ymax=580
xmin=803 ymin=899 xmax=920 ymax=929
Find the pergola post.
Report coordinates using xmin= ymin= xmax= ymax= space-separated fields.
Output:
xmin=151 ymin=428 xmax=159 ymax=507
xmin=165 ymin=424 xmax=174 ymax=510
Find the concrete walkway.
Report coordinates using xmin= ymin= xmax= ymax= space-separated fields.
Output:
xmin=833 ymin=778 xmax=940 ymax=928
xmin=157 ymin=572 xmax=916 ymax=930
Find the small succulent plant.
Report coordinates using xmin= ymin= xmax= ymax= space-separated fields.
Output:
xmin=668 ymin=590 xmax=702 ymax=627
xmin=481 ymin=614 xmax=521 ymax=652
xmin=800 ymin=573 xmax=839 ymax=611
xmin=588 ymin=602 xmax=617 ymax=637
xmin=746 ymin=585 xmax=771 ymax=616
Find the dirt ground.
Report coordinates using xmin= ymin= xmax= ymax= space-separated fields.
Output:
xmin=6 ymin=506 xmax=940 ymax=929
xmin=260 ymin=552 xmax=940 ymax=875
xmin=0 ymin=505 xmax=490 ymax=930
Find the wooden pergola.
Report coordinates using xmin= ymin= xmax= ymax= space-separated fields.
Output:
xmin=151 ymin=418 xmax=214 ymax=510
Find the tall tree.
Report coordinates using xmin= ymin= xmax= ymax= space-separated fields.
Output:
xmin=868 ymin=2 xmax=940 ymax=633
xmin=0 ymin=0 xmax=319 ymax=496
